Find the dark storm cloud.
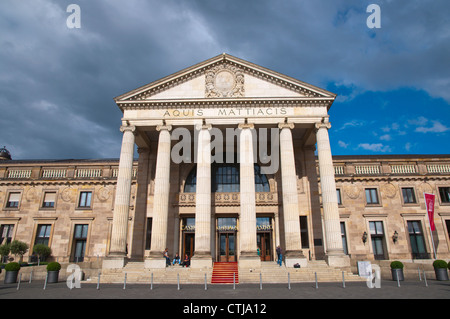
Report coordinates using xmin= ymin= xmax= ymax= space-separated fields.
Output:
xmin=0 ymin=0 xmax=449 ymax=159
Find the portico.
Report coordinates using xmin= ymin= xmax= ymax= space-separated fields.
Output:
xmin=103 ymin=53 xmax=350 ymax=270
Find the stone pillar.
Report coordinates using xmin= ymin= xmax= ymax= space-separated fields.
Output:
xmin=238 ymin=123 xmax=260 ymax=269
xmin=192 ymin=123 xmax=213 ymax=268
xmin=315 ymin=121 xmax=350 ymax=267
xmin=146 ymin=124 xmax=172 ymax=269
xmin=103 ymin=125 xmax=136 ymax=269
xmin=278 ymin=123 xmax=307 ymax=267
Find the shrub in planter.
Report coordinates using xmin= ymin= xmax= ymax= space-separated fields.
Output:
xmin=4 ymin=262 xmax=20 ymax=284
xmin=390 ymin=261 xmax=404 ymax=281
xmin=433 ymin=260 xmax=449 ymax=281
xmin=46 ymin=262 xmax=61 ymax=283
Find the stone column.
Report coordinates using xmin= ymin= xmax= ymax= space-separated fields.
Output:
xmin=315 ymin=121 xmax=350 ymax=267
xmin=192 ymin=123 xmax=213 ymax=268
xmin=278 ymin=123 xmax=307 ymax=267
xmin=146 ymin=124 xmax=172 ymax=269
xmin=238 ymin=123 xmax=260 ymax=269
xmin=103 ymin=125 xmax=136 ymax=269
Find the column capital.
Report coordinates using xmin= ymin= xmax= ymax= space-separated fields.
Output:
xmin=120 ymin=125 xmax=136 ymax=133
xmin=238 ymin=123 xmax=254 ymax=130
xmin=156 ymin=124 xmax=172 ymax=132
xmin=278 ymin=122 xmax=294 ymax=130
xmin=315 ymin=122 xmax=332 ymax=131
xmin=195 ymin=123 xmax=212 ymax=131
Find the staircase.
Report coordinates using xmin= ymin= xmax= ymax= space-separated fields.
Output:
xmin=211 ymin=262 xmax=239 ymax=284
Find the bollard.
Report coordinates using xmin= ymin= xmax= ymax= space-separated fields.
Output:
xmin=259 ymin=273 xmax=263 ymax=290
xmin=396 ymin=269 xmax=400 ymax=287
xmin=177 ymin=273 xmax=180 ymax=290
xmin=17 ymin=273 xmax=22 ymax=291
xmin=423 ymin=270 xmax=428 ymax=287
xmin=151 ymin=273 xmax=153 ymax=290
xmin=315 ymin=272 xmax=318 ymax=289
xmin=205 ymin=273 xmax=207 ymax=291
xmin=342 ymin=271 xmax=345 ymax=288
xmin=418 ymin=267 xmax=422 ymax=281
xmin=123 ymin=273 xmax=127 ymax=290
xmin=288 ymin=272 xmax=291 ymax=290
xmin=29 ymin=270 xmax=33 ymax=283
xmin=233 ymin=272 xmax=236 ymax=290
xmin=43 ymin=273 xmax=48 ymax=290
xmin=97 ymin=271 xmax=101 ymax=290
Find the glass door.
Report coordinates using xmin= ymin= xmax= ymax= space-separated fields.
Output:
xmin=219 ymin=233 xmax=235 ymax=262
xmin=369 ymin=221 xmax=385 ymax=260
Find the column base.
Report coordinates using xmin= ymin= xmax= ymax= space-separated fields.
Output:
xmin=238 ymin=251 xmax=261 ymax=270
xmin=144 ymin=257 xmax=167 ymax=269
xmin=285 ymin=250 xmax=308 ymax=268
xmin=102 ymin=255 xmax=126 ymax=269
xmin=191 ymin=252 xmax=213 ymax=269
xmin=325 ymin=251 xmax=351 ymax=268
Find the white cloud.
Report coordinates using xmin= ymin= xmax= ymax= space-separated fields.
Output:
xmin=379 ymin=134 xmax=391 ymax=141
xmin=338 ymin=140 xmax=349 ymax=148
xmin=358 ymin=143 xmax=392 ymax=153
xmin=415 ymin=121 xmax=449 ymax=133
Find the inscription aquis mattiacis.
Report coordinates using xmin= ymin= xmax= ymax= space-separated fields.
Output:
xmin=162 ymin=107 xmax=288 ymax=118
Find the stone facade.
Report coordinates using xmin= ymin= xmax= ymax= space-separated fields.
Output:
xmin=1 ymin=54 xmax=449 ymax=272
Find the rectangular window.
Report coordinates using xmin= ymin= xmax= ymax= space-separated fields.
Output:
xmin=73 ymin=224 xmax=88 ymax=262
xmin=336 ymin=189 xmax=342 ymax=205
xmin=42 ymin=192 xmax=56 ymax=208
xmin=35 ymin=224 xmax=51 ymax=246
xmin=365 ymin=188 xmax=379 ymax=205
xmin=0 ymin=224 xmax=14 ymax=245
xmin=439 ymin=187 xmax=450 ymax=203
xmin=299 ymin=216 xmax=309 ymax=249
xmin=407 ymin=221 xmax=428 ymax=259
xmin=369 ymin=221 xmax=385 ymax=260
xmin=340 ymin=222 xmax=348 ymax=255
xmin=78 ymin=191 xmax=92 ymax=208
xmin=145 ymin=218 xmax=152 ymax=250
xmin=6 ymin=192 xmax=21 ymax=208
xmin=402 ymin=187 xmax=416 ymax=204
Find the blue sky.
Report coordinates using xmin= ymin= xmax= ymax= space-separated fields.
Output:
xmin=0 ymin=0 xmax=449 ymax=159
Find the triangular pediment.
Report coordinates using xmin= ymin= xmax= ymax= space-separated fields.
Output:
xmin=114 ymin=53 xmax=336 ymax=108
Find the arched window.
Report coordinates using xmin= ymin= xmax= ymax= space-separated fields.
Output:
xmin=183 ymin=164 xmax=270 ymax=193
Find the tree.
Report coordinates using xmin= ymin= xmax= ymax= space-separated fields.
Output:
xmin=0 ymin=243 xmax=11 ymax=262
xmin=33 ymin=244 xmax=51 ymax=263
xmin=10 ymin=240 xmax=28 ymax=262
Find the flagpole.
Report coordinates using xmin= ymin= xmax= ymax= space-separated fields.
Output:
xmin=424 ymin=193 xmax=437 ymax=260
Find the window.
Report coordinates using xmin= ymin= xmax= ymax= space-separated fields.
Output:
xmin=6 ymin=192 xmax=21 ymax=208
xmin=78 ymin=191 xmax=92 ymax=208
xmin=42 ymin=192 xmax=56 ymax=208
xmin=145 ymin=218 xmax=152 ymax=250
xmin=369 ymin=221 xmax=385 ymax=260
xmin=402 ymin=187 xmax=417 ymax=204
xmin=341 ymin=222 xmax=348 ymax=255
xmin=184 ymin=164 xmax=270 ymax=193
xmin=439 ymin=187 xmax=450 ymax=203
xmin=336 ymin=189 xmax=342 ymax=205
xmin=35 ymin=224 xmax=51 ymax=246
xmin=365 ymin=188 xmax=379 ymax=205
xmin=0 ymin=225 xmax=14 ymax=245
xmin=299 ymin=216 xmax=309 ymax=249
xmin=407 ymin=221 xmax=428 ymax=259
xmin=73 ymin=224 xmax=88 ymax=262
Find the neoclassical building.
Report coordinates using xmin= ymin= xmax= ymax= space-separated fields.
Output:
xmin=1 ymin=54 xmax=449 ymax=274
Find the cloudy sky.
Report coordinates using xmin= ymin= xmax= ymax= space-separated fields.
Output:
xmin=1 ymin=0 xmax=449 ymax=160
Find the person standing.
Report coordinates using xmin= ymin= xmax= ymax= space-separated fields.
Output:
xmin=276 ymin=245 xmax=282 ymax=266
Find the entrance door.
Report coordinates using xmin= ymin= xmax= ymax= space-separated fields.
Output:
xmin=219 ymin=233 xmax=235 ymax=262
xmin=257 ymin=232 xmax=272 ymax=261
xmin=183 ymin=233 xmax=195 ymax=259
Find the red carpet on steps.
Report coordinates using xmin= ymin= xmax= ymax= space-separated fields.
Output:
xmin=211 ymin=262 xmax=239 ymax=284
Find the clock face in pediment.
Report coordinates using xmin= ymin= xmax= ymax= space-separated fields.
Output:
xmin=205 ymin=64 xmax=244 ymax=98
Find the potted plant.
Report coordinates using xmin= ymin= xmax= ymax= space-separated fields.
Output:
xmin=33 ymin=244 xmax=51 ymax=265
xmin=433 ymin=260 xmax=449 ymax=281
xmin=10 ymin=240 xmax=28 ymax=263
xmin=46 ymin=262 xmax=61 ymax=283
xmin=4 ymin=262 xmax=20 ymax=284
xmin=390 ymin=261 xmax=404 ymax=281
xmin=0 ymin=243 xmax=11 ymax=263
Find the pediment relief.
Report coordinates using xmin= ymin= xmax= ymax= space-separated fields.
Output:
xmin=115 ymin=54 xmax=335 ymax=105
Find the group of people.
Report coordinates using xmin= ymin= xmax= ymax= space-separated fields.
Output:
xmin=164 ymin=248 xmax=190 ymax=267
xmin=163 ymin=246 xmax=284 ymax=267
